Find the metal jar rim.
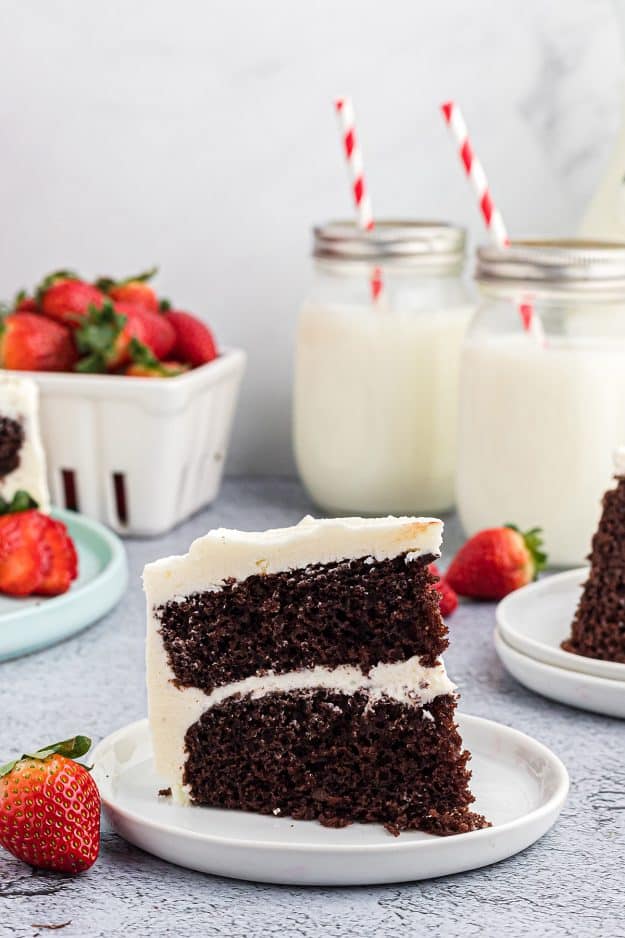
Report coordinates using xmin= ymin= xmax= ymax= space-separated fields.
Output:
xmin=476 ymin=239 xmax=625 ymax=293
xmin=313 ymin=220 xmax=466 ymax=265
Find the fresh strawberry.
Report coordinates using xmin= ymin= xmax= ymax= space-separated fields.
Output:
xmin=75 ymin=301 xmax=149 ymax=372
xmin=39 ymin=276 xmax=105 ymax=329
xmin=96 ymin=267 xmax=159 ymax=314
xmin=446 ymin=525 xmax=547 ymax=601
xmin=0 ymin=313 xmax=77 ymax=372
xmin=165 ymin=310 xmax=217 ymax=366
xmin=0 ymin=510 xmax=49 ymax=596
xmin=13 ymin=291 xmax=39 ymax=314
xmin=428 ymin=563 xmax=458 ymax=617
xmin=126 ymin=306 xmax=175 ymax=359
xmin=125 ymin=359 xmax=190 ymax=378
xmin=0 ymin=499 xmax=78 ymax=598
xmin=0 ymin=736 xmax=100 ymax=874
xmin=37 ymin=516 xmax=79 ymax=595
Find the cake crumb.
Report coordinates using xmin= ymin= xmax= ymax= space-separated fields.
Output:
xmin=158 ymin=787 xmax=172 ymax=798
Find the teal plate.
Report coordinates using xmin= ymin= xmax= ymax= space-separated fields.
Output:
xmin=0 ymin=508 xmax=128 ymax=662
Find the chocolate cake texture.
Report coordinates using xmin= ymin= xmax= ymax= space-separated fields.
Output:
xmin=563 ymin=475 xmax=625 ymax=663
xmin=146 ymin=515 xmax=487 ymax=837
xmin=158 ymin=551 xmax=444 ymax=693
xmin=0 ymin=416 xmax=24 ymax=478
xmin=183 ymin=690 xmax=488 ymax=836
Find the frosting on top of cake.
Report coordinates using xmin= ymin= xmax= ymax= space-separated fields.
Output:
xmin=614 ymin=446 xmax=625 ymax=475
xmin=143 ymin=515 xmax=442 ymax=608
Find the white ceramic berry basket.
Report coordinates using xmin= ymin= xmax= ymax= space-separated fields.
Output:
xmin=18 ymin=348 xmax=246 ymax=536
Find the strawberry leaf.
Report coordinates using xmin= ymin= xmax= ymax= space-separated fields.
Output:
xmin=128 ymin=338 xmax=163 ymax=370
xmin=76 ymin=301 xmax=125 ymax=357
xmin=159 ymin=298 xmax=171 ymax=312
xmin=28 ymin=736 xmax=92 ymax=762
xmin=93 ymin=276 xmax=115 ymax=292
xmin=0 ymin=490 xmax=38 ymax=515
xmin=0 ymin=736 xmax=92 ymax=778
xmin=95 ymin=266 xmax=158 ymax=291
xmin=75 ymin=353 xmax=108 ymax=374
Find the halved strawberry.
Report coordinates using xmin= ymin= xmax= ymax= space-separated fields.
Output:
xmin=0 ymin=510 xmax=49 ymax=596
xmin=37 ymin=516 xmax=79 ymax=596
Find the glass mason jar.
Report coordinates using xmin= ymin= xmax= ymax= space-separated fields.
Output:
xmin=457 ymin=239 xmax=625 ymax=568
xmin=293 ymin=220 xmax=474 ymax=515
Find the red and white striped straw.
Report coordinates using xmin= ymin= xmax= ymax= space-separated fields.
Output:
xmin=441 ymin=101 xmax=544 ymax=342
xmin=335 ymin=96 xmax=383 ymax=302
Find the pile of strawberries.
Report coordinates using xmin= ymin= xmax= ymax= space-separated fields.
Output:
xmin=429 ymin=524 xmax=547 ymax=617
xmin=0 ymin=492 xmax=78 ymax=596
xmin=0 ymin=268 xmax=218 ymax=377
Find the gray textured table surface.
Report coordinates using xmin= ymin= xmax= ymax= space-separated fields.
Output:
xmin=1 ymin=477 xmax=623 ymax=938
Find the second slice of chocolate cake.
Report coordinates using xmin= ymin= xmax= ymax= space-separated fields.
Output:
xmin=144 ymin=516 xmax=488 ymax=836
xmin=563 ymin=450 xmax=625 ymax=663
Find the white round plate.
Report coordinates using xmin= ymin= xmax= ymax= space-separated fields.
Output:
xmin=0 ymin=508 xmax=127 ymax=662
xmin=495 ymin=628 xmax=625 ymax=719
xmin=496 ymin=569 xmax=625 ymax=682
xmin=92 ymin=716 xmax=568 ymax=886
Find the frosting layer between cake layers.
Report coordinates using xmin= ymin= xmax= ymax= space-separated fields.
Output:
xmin=144 ymin=515 xmax=450 ymax=801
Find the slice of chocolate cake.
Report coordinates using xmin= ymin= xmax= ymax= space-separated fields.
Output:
xmin=563 ymin=449 xmax=625 ymax=663
xmin=0 ymin=375 xmax=49 ymax=510
xmin=144 ymin=516 xmax=488 ymax=836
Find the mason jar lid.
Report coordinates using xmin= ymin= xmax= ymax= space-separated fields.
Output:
xmin=313 ymin=220 xmax=466 ymax=263
xmin=476 ymin=239 xmax=625 ymax=292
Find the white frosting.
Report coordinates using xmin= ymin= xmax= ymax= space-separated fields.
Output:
xmin=149 ymin=650 xmax=454 ymax=803
xmin=615 ymin=446 xmax=625 ymax=475
xmin=0 ymin=375 xmax=50 ymax=511
xmin=143 ymin=514 xmax=442 ymax=608
xmin=144 ymin=514 xmax=445 ymax=802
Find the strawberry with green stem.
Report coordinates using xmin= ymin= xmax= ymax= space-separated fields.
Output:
xmin=76 ymin=300 xmax=175 ymax=372
xmin=0 ymin=736 xmax=100 ymax=873
xmin=446 ymin=525 xmax=547 ymax=601
xmin=37 ymin=271 xmax=105 ymax=330
xmin=96 ymin=267 xmax=159 ymax=314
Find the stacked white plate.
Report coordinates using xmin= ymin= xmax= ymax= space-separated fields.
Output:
xmin=495 ymin=568 xmax=625 ymax=718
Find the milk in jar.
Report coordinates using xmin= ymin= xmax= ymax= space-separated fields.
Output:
xmin=294 ymin=222 xmax=473 ymax=515
xmin=457 ymin=240 xmax=625 ymax=567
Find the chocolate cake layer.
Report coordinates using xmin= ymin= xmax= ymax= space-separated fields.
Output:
xmin=0 ymin=416 xmax=24 ymax=478
xmin=183 ymin=690 xmax=488 ymax=836
xmin=158 ymin=552 xmax=444 ymax=693
xmin=564 ymin=476 xmax=625 ymax=662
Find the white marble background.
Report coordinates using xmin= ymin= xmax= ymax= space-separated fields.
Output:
xmin=0 ymin=0 xmax=623 ymax=473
